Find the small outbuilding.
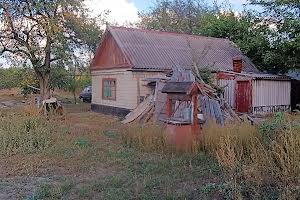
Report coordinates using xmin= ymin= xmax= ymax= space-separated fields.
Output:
xmin=217 ymin=71 xmax=291 ymax=114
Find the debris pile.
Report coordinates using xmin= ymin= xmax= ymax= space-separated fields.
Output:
xmin=122 ymin=65 xmax=241 ymax=126
xmin=122 ymin=95 xmax=155 ymax=124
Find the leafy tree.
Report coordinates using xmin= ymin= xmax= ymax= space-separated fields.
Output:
xmin=0 ymin=67 xmax=23 ymax=89
xmin=139 ymin=0 xmax=211 ymax=34
xmin=49 ymin=64 xmax=70 ymax=90
xmin=250 ymin=0 xmax=300 ymax=72
xmin=197 ymin=12 xmax=273 ymax=71
xmin=139 ymin=0 xmax=299 ymax=73
xmin=0 ymin=0 xmax=103 ymax=99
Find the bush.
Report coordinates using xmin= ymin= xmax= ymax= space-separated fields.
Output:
xmin=202 ymin=114 xmax=300 ymax=199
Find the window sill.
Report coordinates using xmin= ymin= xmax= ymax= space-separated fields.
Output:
xmin=102 ymin=98 xmax=116 ymax=101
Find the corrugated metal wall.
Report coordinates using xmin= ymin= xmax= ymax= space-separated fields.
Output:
xmin=252 ymin=80 xmax=291 ymax=113
xmin=218 ymin=79 xmax=236 ymax=108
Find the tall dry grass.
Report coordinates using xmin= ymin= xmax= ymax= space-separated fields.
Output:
xmin=121 ymin=124 xmax=172 ymax=153
xmin=202 ymin=114 xmax=300 ymax=199
xmin=121 ymin=123 xmax=205 ymax=153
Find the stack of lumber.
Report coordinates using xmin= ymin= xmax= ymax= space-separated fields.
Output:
xmin=121 ymin=95 xmax=155 ymax=124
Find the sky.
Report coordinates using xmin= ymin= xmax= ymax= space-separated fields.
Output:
xmin=85 ymin=0 xmax=249 ymax=25
xmin=0 ymin=0 xmax=249 ymax=68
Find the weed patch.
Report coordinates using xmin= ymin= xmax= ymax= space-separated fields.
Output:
xmin=0 ymin=110 xmax=55 ymax=154
xmin=75 ymin=138 xmax=91 ymax=148
xmin=121 ymin=124 xmax=173 ymax=153
xmin=28 ymin=181 xmax=73 ymax=200
xmin=203 ymin=114 xmax=300 ymax=199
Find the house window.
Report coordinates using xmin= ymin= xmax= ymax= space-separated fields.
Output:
xmin=102 ymin=78 xmax=116 ymax=100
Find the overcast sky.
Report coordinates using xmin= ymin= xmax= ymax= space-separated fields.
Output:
xmin=85 ymin=0 xmax=249 ymax=25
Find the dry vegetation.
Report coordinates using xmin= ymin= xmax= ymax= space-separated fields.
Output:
xmin=202 ymin=114 xmax=300 ymax=199
xmin=0 ymin=96 xmax=221 ymax=199
xmin=0 ymin=90 xmax=299 ymax=199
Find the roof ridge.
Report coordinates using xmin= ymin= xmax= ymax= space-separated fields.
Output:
xmin=108 ymin=25 xmax=231 ymax=41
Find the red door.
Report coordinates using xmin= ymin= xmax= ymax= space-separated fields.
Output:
xmin=236 ymin=80 xmax=252 ymax=113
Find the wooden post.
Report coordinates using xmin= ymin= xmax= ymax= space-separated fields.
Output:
xmin=137 ymin=77 xmax=141 ymax=105
xmin=192 ymin=94 xmax=199 ymax=135
xmin=166 ymin=96 xmax=172 ymax=118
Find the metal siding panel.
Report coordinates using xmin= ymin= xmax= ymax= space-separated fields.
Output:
xmin=218 ymin=79 xmax=236 ymax=108
xmin=252 ymin=80 xmax=291 ymax=113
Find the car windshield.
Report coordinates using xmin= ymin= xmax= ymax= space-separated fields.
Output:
xmin=84 ymin=86 xmax=92 ymax=92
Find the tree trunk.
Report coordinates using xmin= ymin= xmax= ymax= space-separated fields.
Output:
xmin=37 ymin=36 xmax=52 ymax=100
xmin=73 ymin=90 xmax=77 ymax=104
xmin=37 ymin=72 xmax=51 ymax=100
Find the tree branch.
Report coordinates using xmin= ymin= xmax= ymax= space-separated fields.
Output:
xmin=1 ymin=46 xmax=31 ymax=58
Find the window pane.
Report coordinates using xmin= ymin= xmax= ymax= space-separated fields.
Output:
xmin=103 ymin=79 xmax=116 ymax=99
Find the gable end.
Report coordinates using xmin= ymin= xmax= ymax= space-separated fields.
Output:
xmin=91 ymin=31 xmax=132 ymax=71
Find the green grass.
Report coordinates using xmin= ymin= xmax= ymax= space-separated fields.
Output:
xmin=0 ymin=108 xmax=224 ymax=199
xmin=27 ymin=144 xmax=223 ymax=199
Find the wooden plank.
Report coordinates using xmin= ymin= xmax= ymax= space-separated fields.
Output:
xmin=121 ymin=95 xmax=153 ymax=124
xmin=168 ymin=94 xmax=191 ymax=101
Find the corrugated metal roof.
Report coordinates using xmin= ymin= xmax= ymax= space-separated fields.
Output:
xmin=219 ymin=70 xmax=291 ymax=80
xmin=250 ymin=73 xmax=290 ymax=80
xmin=108 ymin=26 xmax=260 ymax=73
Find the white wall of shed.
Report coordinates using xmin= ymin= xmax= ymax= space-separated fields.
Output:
xmin=91 ymin=69 xmax=165 ymax=110
xmin=252 ymin=80 xmax=291 ymax=113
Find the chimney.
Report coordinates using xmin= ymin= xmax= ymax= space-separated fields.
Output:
xmin=233 ymin=56 xmax=243 ymax=73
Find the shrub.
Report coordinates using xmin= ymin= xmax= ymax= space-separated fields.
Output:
xmin=202 ymin=114 xmax=300 ymax=199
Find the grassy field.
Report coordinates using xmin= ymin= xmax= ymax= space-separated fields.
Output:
xmin=0 ymin=91 xmax=224 ymax=200
xmin=0 ymin=90 xmax=299 ymax=200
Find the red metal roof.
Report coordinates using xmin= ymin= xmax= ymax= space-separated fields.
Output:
xmin=105 ymin=26 xmax=260 ymax=73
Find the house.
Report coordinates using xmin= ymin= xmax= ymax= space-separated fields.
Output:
xmin=90 ymin=26 xmax=260 ymax=117
xmin=217 ymin=71 xmax=291 ymax=114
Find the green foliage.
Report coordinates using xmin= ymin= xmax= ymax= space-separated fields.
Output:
xmin=0 ymin=67 xmax=38 ymax=91
xmin=250 ymin=0 xmax=300 ymax=72
xmin=20 ymin=71 xmax=40 ymax=96
xmin=194 ymin=67 xmax=214 ymax=84
xmin=49 ymin=65 xmax=70 ymax=90
xmin=139 ymin=0 xmax=211 ymax=34
xmin=259 ymin=112 xmax=284 ymax=141
xmin=0 ymin=0 xmax=104 ymax=98
xmin=139 ymin=0 xmax=300 ymax=72
xmin=198 ymin=12 xmax=272 ymax=71
xmin=0 ymin=67 xmax=23 ymax=89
